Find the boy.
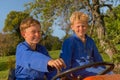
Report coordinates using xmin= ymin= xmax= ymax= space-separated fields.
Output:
xmin=15 ymin=17 xmax=66 ymax=80
xmin=60 ymin=11 xmax=104 ymax=79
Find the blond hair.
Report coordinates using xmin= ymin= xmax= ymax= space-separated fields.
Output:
xmin=70 ymin=11 xmax=89 ymax=25
xmin=20 ymin=17 xmax=41 ymax=32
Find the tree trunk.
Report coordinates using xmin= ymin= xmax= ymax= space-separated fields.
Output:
xmin=92 ymin=0 xmax=117 ymax=60
xmin=96 ymin=20 xmax=117 ymax=60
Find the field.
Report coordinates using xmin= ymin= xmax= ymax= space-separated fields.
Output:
xmin=0 ymin=50 xmax=111 ymax=80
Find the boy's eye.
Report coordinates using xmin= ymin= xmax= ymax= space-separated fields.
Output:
xmin=77 ymin=25 xmax=85 ymax=28
xmin=81 ymin=25 xmax=85 ymax=27
xmin=30 ymin=30 xmax=42 ymax=34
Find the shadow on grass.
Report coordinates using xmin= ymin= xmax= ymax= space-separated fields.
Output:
xmin=0 ymin=62 xmax=8 ymax=71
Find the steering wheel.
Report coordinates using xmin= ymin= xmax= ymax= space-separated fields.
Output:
xmin=52 ymin=62 xmax=114 ymax=80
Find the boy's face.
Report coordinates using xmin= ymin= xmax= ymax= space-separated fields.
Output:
xmin=22 ymin=24 xmax=41 ymax=45
xmin=71 ymin=21 xmax=88 ymax=38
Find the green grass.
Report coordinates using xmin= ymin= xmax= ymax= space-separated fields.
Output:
xmin=0 ymin=56 xmax=15 ymax=80
xmin=0 ymin=50 xmax=111 ymax=80
xmin=0 ymin=70 xmax=8 ymax=80
xmin=49 ymin=50 xmax=60 ymax=59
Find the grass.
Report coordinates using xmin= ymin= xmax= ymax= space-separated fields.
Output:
xmin=0 ymin=56 xmax=15 ymax=80
xmin=0 ymin=57 xmax=10 ymax=80
xmin=49 ymin=50 xmax=60 ymax=59
xmin=0 ymin=50 xmax=111 ymax=80
xmin=0 ymin=70 xmax=8 ymax=80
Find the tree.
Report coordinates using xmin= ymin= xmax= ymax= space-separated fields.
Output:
xmin=25 ymin=0 xmax=120 ymax=59
xmin=105 ymin=5 xmax=120 ymax=46
xmin=3 ymin=11 xmax=30 ymax=37
xmin=0 ymin=33 xmax=18 ymax=56
xmin=104 ymin=5 xmax=120 ymax=68
xmin=40 ymin=35 xmax=62 ymax=51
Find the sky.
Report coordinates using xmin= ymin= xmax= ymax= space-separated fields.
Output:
xmin=0 ymin=0 xmax=65 ymax=39
xmin=0 ymin=0 xmax=33 ymax=32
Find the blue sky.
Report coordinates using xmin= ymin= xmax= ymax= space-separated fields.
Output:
xmin=0 ymin=0 xmax=33 ymax=32
xmin=0 ymin=0 xmax=65 ymax=39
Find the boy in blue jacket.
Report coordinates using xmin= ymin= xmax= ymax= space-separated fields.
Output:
xmin=15 ymin=17 xmax=66 ymax=80
xmin=60 ymin=11 xmax=104 ymax=79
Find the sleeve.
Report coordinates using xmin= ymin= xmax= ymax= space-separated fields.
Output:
xmin=40 ymin=45 xmax=51 ymax=57
xmin=16 ymin=43 xmax=51 ymax=72
xmin=92 ymin=40 xmax=103 ymax=62
xmin=60 ymin=39 xmax=73 ymax=71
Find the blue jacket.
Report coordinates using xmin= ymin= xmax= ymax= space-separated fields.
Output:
xmin=60 ymin=34 xmax=103 ymax=78
xmin=15 ymin=41 xmax=55 ymax=80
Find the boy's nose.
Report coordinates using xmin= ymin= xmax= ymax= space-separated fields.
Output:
xmin=35 ymin=32 xmax=40 ymax=36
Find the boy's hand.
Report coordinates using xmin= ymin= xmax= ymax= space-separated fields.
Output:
xmin=48 ymin=58 xmax=66 ymax=71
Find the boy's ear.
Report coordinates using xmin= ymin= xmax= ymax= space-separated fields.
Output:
xmin=21 ymin=31 xmax=25 ymax=38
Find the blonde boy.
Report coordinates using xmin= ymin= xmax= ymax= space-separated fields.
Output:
xmin=60 ymin=11 xmax=104 ymax=79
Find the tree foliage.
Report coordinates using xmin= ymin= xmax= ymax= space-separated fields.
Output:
xmin=105 ymin=5 xmax=120 ymax=45
xmin=104 ymin=5 xmax=120 ymax=65
xmin=0 ymin=33 xmax=19 ymax=56
xmin=3 ymin=11 xmax=30 ymax=36
xmin=40 ymin=35 xmax=62 ymax=51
